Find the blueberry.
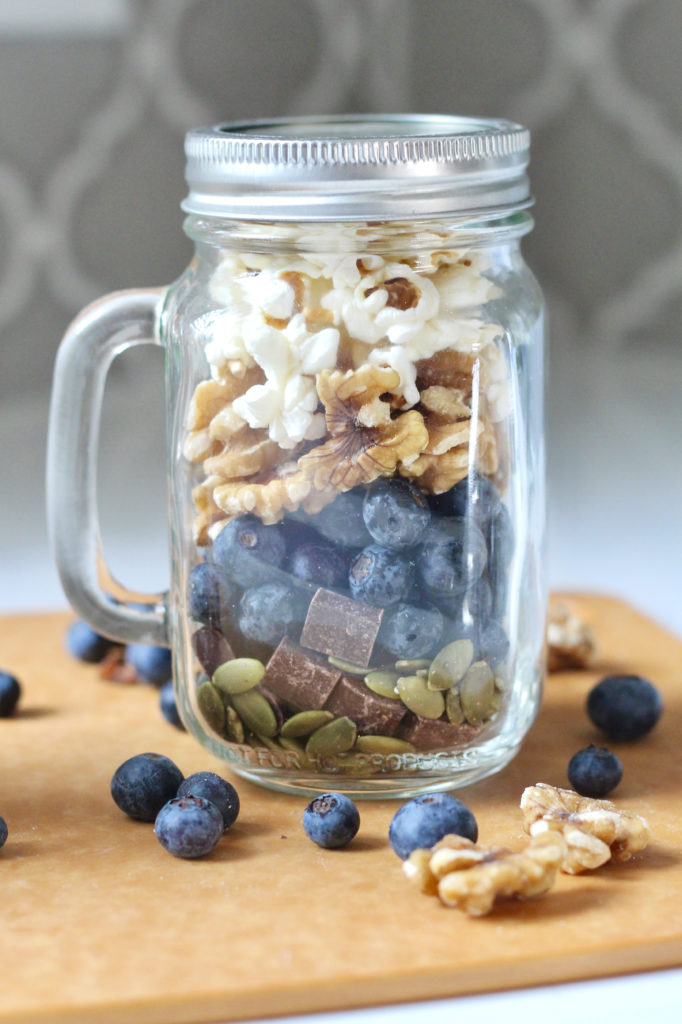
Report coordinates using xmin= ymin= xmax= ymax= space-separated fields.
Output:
xmin=586 ymin=674 xmax=663 ymax=741
xmin=159 ymin=680 xmax=185 ymax=731
xmin=434 ymin=578 xmax=493 ymax=621
xmin=349 ymin=545 xmax=413 ymax=607
xmin=441 ymin=615 xmax=509 ymax=668
xmin=450 ymin=472 xmax=501 ymax=526
xmin=65 ymin=621 xmax=113 ymax=663
xmin=378 ymin=603 xmax=444 ymax=659
xmin=289 ymin=542 xmax=348 ymax=589
xmin=110 ymin=752 xmax=184 ymax=822
xmin=177 ymin=771 xmax=240 ymax=830
xmin=567 ymin=744 xmax=623 ymax=798
xmin=237 ymin=582 xmax=307 ymax=645
xmin=279 ymin=516 xmax=319 ymax=553
xmin=0 ymin=816 xmax=8 ymax=850
xmin=125 ymin=644 xmax=173 ymax=686
xmin=154 ymin=796 xmax=224 ymax=858
xmin=362 ymin=479 xmax=431 ymax=550
xmin=312 ymin=491 xmax=373 ymax=548
xmin=0 ymin=671 xmax=21 ymax=717
xmin=213 ymin=514 xmax=287 ymax=587
xmin=303 ymin=792 xmax=360 ymax=849
xmin=471 ymin=618 xmax=509 ymax=668
xmin=418 ymin=520 xmax=487 ymax=597
xmin=486 ymin=503 xmax=514 ymax=567
xmin=187 ymin=562 xmax=239 ymax=627
xmin=389 ymin=792 xmax=478 ymax=860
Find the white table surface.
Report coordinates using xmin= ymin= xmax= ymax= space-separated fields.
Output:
xmin=246 ymin=969 xmax=682 ymax=1024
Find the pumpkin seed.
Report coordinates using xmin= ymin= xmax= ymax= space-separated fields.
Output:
xmin=278 ymin=735 xmax=308 ymax=758
xmin=280 ymin=710 xmax=334 ymax=738
xmin=427 ymin=639 xmax=474 ymax=691
xmin=212 ymin=657 xmax=265 ymax=695
xmin=196 ymin=680 xmax=226 ymax=734
xmin=305 ymin=716 xmax=357 ymax=757
xmin=445 ymin=687 xmax=465 ymax=725
xmin=224 ymin=704 xmax=245 ymax=744
xmin=253 ymin=733 xmax=280 ymax=752
xmin=394 ymin=658 xmax=432 ymax=672
xmin=231 ymin=689 xmax=279 ymax=738
xmin=328 ymin=655 xmax=370 ymax=676
xmin=494 ymin=670 xmax=508 ymax=692
xmin=355 ymin=735 xmax=416 ymax=755
xmin=459 ymin=661 xmax=496 ymax=724
xmin=396 ymin=676 xmax=445 ymax=719
xmin=364 ymin=669 xmax=401 ymax=700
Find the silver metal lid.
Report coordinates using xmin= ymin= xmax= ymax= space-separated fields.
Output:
xmin=182 ymin=114 xmax=531 ymax=221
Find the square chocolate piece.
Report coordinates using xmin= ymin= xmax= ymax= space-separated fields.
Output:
xmin=396 ymin=713 xmax=480 ymax=751
xmin=299 ymin=588 xmax=383 ymax=667
xmin=261 ymin=636 xmax=341 ymax=711
xmin=325 ymin=676 xmax=406 ymax=737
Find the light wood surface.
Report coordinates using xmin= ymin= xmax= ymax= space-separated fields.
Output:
xmin=1 ymin=596 xmax=681 ymax=1024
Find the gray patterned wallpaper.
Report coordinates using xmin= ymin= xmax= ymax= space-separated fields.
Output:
xmin=1 ymin=0 xmax=681 ymax=635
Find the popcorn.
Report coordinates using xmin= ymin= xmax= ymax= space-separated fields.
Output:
xmin=232 ymin=314 xmax=340 ymax=449
xmin=186 ymin=221 xmax=513 ymax=535
xmin=321 ymin=263 xmax=440 ymax=347
xmin=434 ymin=256 xmax=501 ymax=310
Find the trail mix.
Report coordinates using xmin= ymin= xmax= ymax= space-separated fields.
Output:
xmin=182 ymin=223 xmax=517 ymax=768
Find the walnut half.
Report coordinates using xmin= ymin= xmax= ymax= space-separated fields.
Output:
xmin=520 ymin=783 xmax=651 ymax=874
xmin=546 ymin=599 xmax=597 ymax=672
xmin=403 ymin=831 xmax=566 ymax=916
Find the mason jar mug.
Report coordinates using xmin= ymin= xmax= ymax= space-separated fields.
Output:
xmin=48 ymin=115 xmax=546 ymax=797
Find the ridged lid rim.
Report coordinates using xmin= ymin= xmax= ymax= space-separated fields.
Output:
xmin=182 ymin=114 xmax=531 ymax=221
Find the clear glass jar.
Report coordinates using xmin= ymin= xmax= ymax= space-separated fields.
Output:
xmin=48 ymin=116 xmax=546 ymax=797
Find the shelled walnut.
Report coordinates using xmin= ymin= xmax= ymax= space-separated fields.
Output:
xmin=403 ymin=831 xmax=566 ymax=916
xmin=546 ymin=599 xmax=597 ymax=671
xmin=520 ymin=783 xmax=651 ymax=874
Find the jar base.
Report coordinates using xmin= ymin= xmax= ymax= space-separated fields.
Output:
xmin=217 ymin=740 xmax=524 ymax=800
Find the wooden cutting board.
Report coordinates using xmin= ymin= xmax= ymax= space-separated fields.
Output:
xmin=1 ymin=595 xmax=681 ymax=1024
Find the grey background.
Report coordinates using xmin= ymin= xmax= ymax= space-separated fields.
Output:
xmin=1 ymin=0 xmax=680 ymax=635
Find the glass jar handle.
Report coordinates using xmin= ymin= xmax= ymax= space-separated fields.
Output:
xmin=47 ymin=288 xmax=169 ymax=646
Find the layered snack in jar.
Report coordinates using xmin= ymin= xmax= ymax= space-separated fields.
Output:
xmin=181 ymin=221 xmax=521 ymax=782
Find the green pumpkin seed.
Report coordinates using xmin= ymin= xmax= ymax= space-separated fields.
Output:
xmin=196 ymin=680 xmax=226 ymax=734
xmin=396 ymin=676 xmax=445 ymax=719
xmin=224 ymin=704 xmax=245 ymax=744
xmin=354 ymin=736 xmax=416 ymax=755
xmin=394 ymin=658 xmax=432 ymax=672
xmin=278 ymin=735 xmax=308 ymax=757
xmin=305 ymin=716 xmax=357 ymax=757
xmin=328 ymin=655 xmax=370 ymax=676
xmin=445 ymin=687 xmax=465 ymax=725
xmin=489 ymin=688 xmax=504 ymax=713
xmin=212 ymin=657 xmax=265 ymax=695
xmin=364 ymin=669 xmax=401 ymax=700
xmin=280 ymin=710 xmax=334 ymax=738
xmin=427 ymin=639 xmax=474 ymax=691
xmin=253 ymin=733 xmax=280 ymax=753
xmin=459 ymin=661 xmax=496 ymax=724
xmin=231 ymin=690 xmax=279 ymax=738
xmin=494 ymin=670 xmax=508 ymax=692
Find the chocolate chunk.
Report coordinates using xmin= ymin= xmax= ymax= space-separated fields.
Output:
xmin=261 ymin=637 xmax=341 ymax=711
xmin=324 ymin=676 xmax=406 ymax=737
xmin=396 ymin=713 xmax=481 ymax=751
xmin=192 ymin=627 xmax=235 ymax=677
xmin=299 ymin=588 xmax=383 ymax=667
